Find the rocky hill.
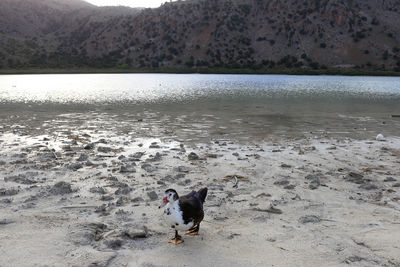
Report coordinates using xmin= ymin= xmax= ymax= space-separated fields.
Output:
xmin=1 ymin=0 xmax=399 ymax=72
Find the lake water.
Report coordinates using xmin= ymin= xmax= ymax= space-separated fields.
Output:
xmin=0 ymin=74 xmax=399 ymax=142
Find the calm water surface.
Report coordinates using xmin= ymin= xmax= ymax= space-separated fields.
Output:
xmin=0 ymin=74 xmax=399 ymax=142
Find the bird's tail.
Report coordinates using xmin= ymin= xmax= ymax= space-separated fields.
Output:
xmin=197 ymin=187 xmax=208 ymax=203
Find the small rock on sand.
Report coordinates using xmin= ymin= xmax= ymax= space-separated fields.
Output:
xmin=280 ymin=163 xmax=292 ymax=168
xmin=298 ymin=215 xmax=321 ymax=224
xmin=0 ymin=188 xmax=19 ymax=196
xmin=274 ymin=180 xmax=290 ymax=186
xmin=131 ymin=197 xmax=144 ymax=203
xmin=147 ymin=191 xmax=158 ymax=201
xmin=188 ymin=152 xmax=200 ymax=160
xmin=5 ymin=174 xmax=36 ymax=184
xmin=50 ymin=181 xmax=73 ymax=195
xmin=284 ymin=184 xmax=296 ymax=190
xmin=115 ymin=184 xmax=132 ymax=195
xmin=359 ymin=183 xmax=378 ymax=190
xmin=141 ymin=163 xmax=157 ymax=173
xmin=146 ymin=152 xmax=162 ymax=162
xmin=393 ymin=183 xmax=400 ymax=188
xmin=89 ymin=187 xmax=106 ymax=194
xmin=84 ymin=143 xmax=95 ymax=150
xmin=376 ymin=134 xmax=385 ymax=141
xmin=384 ymin=177 xmax=396 ymax=182
xmin=344 ymin=172 xmax=364 ymax=184
xmin=97 ymin=147 xmax=112 ymax=153
xmin=0 ymin=219 xmax=15 ymax=225
xmin=251 ymin=216 xmax=268 ymax=223
xmin=68 ymin=163 xmax=83 ymax=171
xmin=77 ymin=153 xmax=89 ymax=162
xmin=123 ymin=228 xmax=148 ymax=239
xmin=174 ymin=166 xmax=190 ymax=173
xmin=149 ymin=143 xmax=160 ymax=149
xmin=305 ymin=174 xmax=322 ymax=189
xmin=105 ymin=239 xmax=123 ymax=250
xmin=345 ymin=256 xmax=364 ymax=263
xmin=120 ymin=165 xmax=136 ymax=173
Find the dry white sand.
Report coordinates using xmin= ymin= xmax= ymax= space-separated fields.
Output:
xmin=1 ymin=130 xmax=399 ymax=266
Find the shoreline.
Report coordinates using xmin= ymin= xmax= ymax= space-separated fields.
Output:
xmin=1 ymin=67 xmax=400 ymax=76
xmin=1 ymin=128 xmax=399 ymax=266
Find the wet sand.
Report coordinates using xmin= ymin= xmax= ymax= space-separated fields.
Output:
xmin=1 ymin=125 xmax=399 ymax=266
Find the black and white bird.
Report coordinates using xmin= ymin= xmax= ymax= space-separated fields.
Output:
xmin=159 ymin=187 xmax=208 ymax=244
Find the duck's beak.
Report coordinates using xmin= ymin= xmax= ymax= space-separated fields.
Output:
xmin=158 ymin=197 xmax=168 ymax=209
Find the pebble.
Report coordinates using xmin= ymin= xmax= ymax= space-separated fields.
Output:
xmin=67 ymin=163 xmax=83 ymax=171
xmin=147 ymin=191 xmax=158 ymax=201
xmin=37 ymin=152 xmax=56 ymax=161
xmin=149 ymin=144 xmax=160 ymax=149
xmin=344 ymin=172 xmax=364 ymax=184
xmin=188 ymin=152 xmax=200 ymax=160
xmin=251 ymin=216 xmax=268 ymax=223
xmin=280 ymin=163 xmax=292 ymax=168
xmin=253 ymin=206 xmax=283 ymax=214
xmin=131 ymin=197 xmax=144 ymax=203
xmin=50 ymin=181 xmax=73 ymax=195
xmin=384 ymin=177 xmax=396 ymax=182
xmin=177 ymin=179 xmax=191 ymax=186
xmin=284 ymin=184 xmax=295 ymax=190
xmin=5 ymin=174 xmax=37 ymax=184
xmin=115 ymin=184 xmax=132 ymax=195
xmin=89 ymin=187 xmax=106 ymax=194
xmin=120 ymin=165 xmax=136 ymax=173
xmin=174 ymin=173 xmax=185 ymax=179
xmin=146 ymin=152 xmax=162 ymax=162
xmin=141 ymin=163 xmax=157 ymax=173
xmin=0 ymin=188 xmax=19 ymax=196
xmin=393 ymin=183 xmax=400 ymax=188
xmin=359 ymin=183 xmax=378 ymax=190
xmin=105 ymin=239 xmax=123 ymax=250
xmin=100 ymin=195 xmax=114 ymax=201
xmin=0 ymin=219 xmax=15 ymax=225
xmin=98 ymin=146 xmax=112 ymax=153
xmin=274 ymin=180 xmax=290 ymax=186
xmin=84 ymin=143 xmax=95 ymax=150
xmin=298 ymin=215 xmax=321 ymax=224
xmin=305 ymin=174 xmax=322 ymax=189
xmin=376 ymin=134 xmax=385 ymax=141
xmin=345 ymin=256 xmax=364 ymax=263
xmin=174 ymin=166 xmax=190 ymax=173
xmin=124 ymin=228 xmax=148 ymax=239
xmin=116 ymin=196 xmax=124 ymax=206
xmin=77 ymin=153 xmax=89 ymax=162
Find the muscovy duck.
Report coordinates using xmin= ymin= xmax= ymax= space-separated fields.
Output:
xmin=159 ymin=187 xmax=208 ymax=244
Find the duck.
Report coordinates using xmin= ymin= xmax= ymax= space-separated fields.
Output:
xmin=159 ymin=187 xmax=208 ymax=244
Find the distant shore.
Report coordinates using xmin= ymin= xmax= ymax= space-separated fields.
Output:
xmin=1 ymin=67 xmax=400 ymax=76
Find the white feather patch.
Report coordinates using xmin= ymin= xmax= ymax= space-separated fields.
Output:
xmin=163 ymin=200 xmax=194 ymax=231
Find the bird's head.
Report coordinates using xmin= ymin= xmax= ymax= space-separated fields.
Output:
xmin=158 ymin=188 xmax=179 ymax=209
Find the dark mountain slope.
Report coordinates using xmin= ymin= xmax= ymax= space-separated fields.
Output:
xmin=0 ymin=0 xmax=399 ymax=71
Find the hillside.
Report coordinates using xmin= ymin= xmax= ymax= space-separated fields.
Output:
xmin=1 ymin=0 xmax=399 ymax=72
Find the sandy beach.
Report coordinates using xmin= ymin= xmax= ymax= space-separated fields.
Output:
xmin=1 ymin=126 xmax=399 ymax=266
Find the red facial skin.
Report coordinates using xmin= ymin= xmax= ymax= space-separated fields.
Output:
xmin=159 ymin=196 xmax=168 ymax=209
